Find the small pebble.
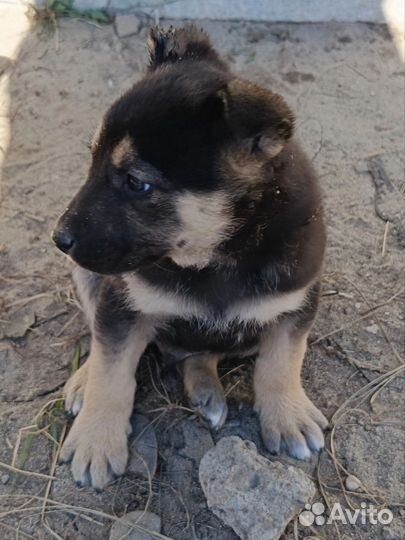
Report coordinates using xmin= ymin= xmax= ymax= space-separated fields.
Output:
xmin=365 ymin=323 xmax=379 ymax=335
xmin=109 ymin=510 xmax=162 ymax=540
xmin=303 ymin=537 xmax=321 ymax=540
xmin=1 ymin=474 xmax=10 ymax=485
xmin=345 ymin=474 xmax=362 ymax=492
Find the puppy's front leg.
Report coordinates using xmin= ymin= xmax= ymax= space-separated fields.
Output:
xmin=60 ymin=282 xmax=153 ymax=490
xmin=254 ymin=320 xmax=328 ymax=460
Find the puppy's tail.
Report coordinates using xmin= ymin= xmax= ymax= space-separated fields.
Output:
xmin=147 ymin=24 xmax=226 ymax=70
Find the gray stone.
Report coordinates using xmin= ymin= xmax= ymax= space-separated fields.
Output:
xmin=114 ymin=14 xmax=141 ymax=38
xmin=128 ymin=414 xmax=158 ymax=479
xmin=199 ymin=436 xmax=316 ymax=540
xmin=179 ymin=420 xmax=213 ymax=465
xmin=109 ymin=510 xmax=162 ymax=540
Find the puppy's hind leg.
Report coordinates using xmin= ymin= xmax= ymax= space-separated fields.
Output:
xmin=183 ymin=353 xmax=228 ymax=429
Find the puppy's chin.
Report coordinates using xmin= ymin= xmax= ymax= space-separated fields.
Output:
xmin=68 ymin=255 xmax=123 ymax=276
xmin=68 ymin=250 xmax=164 ymax=276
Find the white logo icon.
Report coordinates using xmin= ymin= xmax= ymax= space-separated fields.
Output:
xmin=299 ymin=502 xmax=326 ymax=526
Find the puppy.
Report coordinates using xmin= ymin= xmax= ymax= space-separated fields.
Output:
xmin=53 ymin=25 xmax=327 ymax=490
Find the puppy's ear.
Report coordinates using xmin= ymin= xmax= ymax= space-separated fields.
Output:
xmin=147 ymin=24 xmax=223 ymax=70
xmin=222 ymin=79 xmax=295 ymax=158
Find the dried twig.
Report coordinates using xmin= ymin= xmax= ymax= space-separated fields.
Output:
xmin=0 ymin=461 xmax=55 ymax=481
xmin=382 ymin=221 xmax=390 ymax=257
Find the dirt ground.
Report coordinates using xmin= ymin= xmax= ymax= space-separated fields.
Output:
xmin=0 ymin=9 xmax=404 ymax=540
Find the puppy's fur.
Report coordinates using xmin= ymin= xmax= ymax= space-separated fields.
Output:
xmin=54 ymin=26 xmax=327 ymax=489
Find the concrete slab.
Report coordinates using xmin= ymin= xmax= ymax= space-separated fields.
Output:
xmin=25 ymin=0 xmax=405 ymax=24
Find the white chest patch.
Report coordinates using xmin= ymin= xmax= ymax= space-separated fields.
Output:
xmin=124 ymin=274 xmax=309 ymax=328
xmin=226 ymin=287 xmax=308 ymax=324
xmin=125 ymin=274 xmax=201 ymax=319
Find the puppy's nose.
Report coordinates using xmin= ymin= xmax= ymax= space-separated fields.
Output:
xmin=52 ymin=229 xmax=75 ymax=253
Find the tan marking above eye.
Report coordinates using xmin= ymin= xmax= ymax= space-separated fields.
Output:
xmin=111 ymin=135 xmax=136 ymax=167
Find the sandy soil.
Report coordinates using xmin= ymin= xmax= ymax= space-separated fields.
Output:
xmin=0 ymin=11 xmax=404 ymax=540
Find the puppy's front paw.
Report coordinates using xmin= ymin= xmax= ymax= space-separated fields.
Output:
xmin=256 ymin=389 xmax=328 ymax=460
xmin=59 ymin=407 xmax=131 ymax=490
xmin=64 ymin=362 xmax=88 ymax=416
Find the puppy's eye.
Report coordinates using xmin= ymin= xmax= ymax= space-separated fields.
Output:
xmin=125 ymin=173 xmax=152 ymax=195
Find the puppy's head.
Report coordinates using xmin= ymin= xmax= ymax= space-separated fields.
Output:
xmin=53 ymin=25 xmax=294 ymax=274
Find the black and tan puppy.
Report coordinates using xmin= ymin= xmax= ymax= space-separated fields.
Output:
xmin=53 ymin=25 xmax=327 ymax=490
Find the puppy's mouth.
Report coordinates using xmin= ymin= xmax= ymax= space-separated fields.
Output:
xmin=74 ymin=252 xmax=164 ymax=275
xmin=53 ymin=236 xmax=165 ymax=275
